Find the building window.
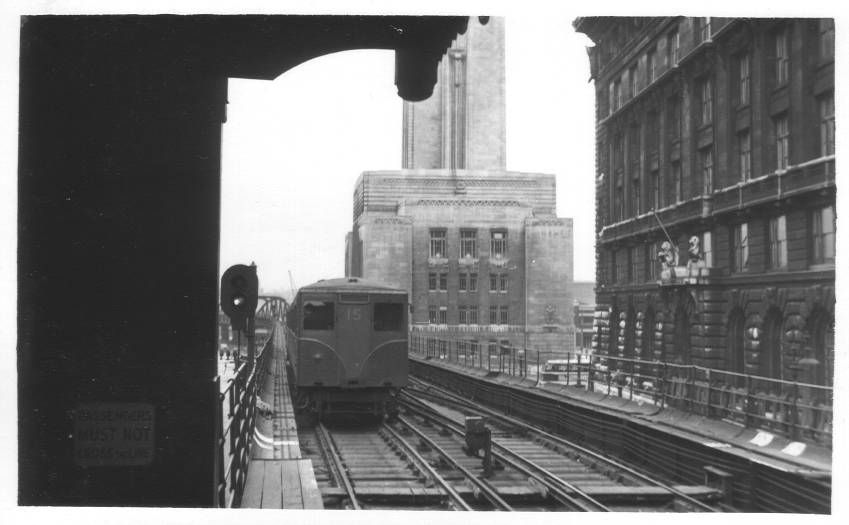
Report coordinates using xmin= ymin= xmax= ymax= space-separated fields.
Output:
xmin=489 ymin=273 xmax=508 ymax=293
xmin=458 ymin=306 xmax=468 ymax=325
xmin=737 ymin=52 xmax=750 ymax=107
xmin=613 ymin=134 xmax=625 ymax=221
xmin=610 ymin=250 xmax=618 ymax=283
xmin=700 ymin=147 xmax=714 ymax=195
xmin=469 ymin=272 xmax=478 ymax=292
xmin=460 ymin=229 xmax=477 ymax=258
xmin=489 ymin=306 xmax=498 ymax=325
xmin=774 ymin=114 xmax=789 ymax=170
xmin=775 ymin=27 xmax=789 ymax=86
xmin=738 ymin=130 xmax=752 ymax=181
xmin=819 ymin=92 xmax=835 ymax=157
xmin=429 ymin=272 xmax=446 ymax=292
xmin=629 ymin=246 xmax=639 ymax=282
xmin=819 ymin=19 xmax=835 ymax=62
xmin=699 ymin=17 xmax=712 ymax=42
xmin=631 ymin=177 xmax=641 ymax=216
xmin=488 ymin=340 xmax=498 ymax=356
xmin=629 ymin=124 xmax=641 ymax=216
xmin=810 ymin=312 xmax=834 ymax=386
xmin=647 ymin=46 xmax=657 ymax=82
xmin=490 ymin=231 xmax=507 ymax=258
xmin=617 ymin=250 xmax=629 ymax=285
xmin=650 ymin=170 xmax=660 ymax=210
xmin=668 ymin=28 xmax=680 ymax=66
xmin=428 ymin=305 xmax=437 ymax=324
xmin=731 ymin=223 xmax=749 ymax=273
xmin=438 ymin=306 xmax=447 ymax=325
xmin=615 ymin=185 xmax=625 ymax=222
xmin=459 ymin=273 xmax=467 ymax=291
xmin=613 ymin=78 xmax=622 ymax=111
xmin=671 ymin=161 xmax=682 ymax=204
xmin=702 ymin=231 xmax=713 ymax=267
xmin=468 ymin=306 xmax=478 ymax=325
xmin=429 ymin=229 xmax=446 ymax=258
xmin=767 ymin=215 xmax=787 ymax=270
xmin=812 ymin=205 xmax=836 ymax=265
xmin=645 ymin=242 xmax=658 ymax=281
xmin=629 ymin=63 xmax=638 ymax=98
xmin=727 ymin=309 xmax=746 ymax=374
xmin=499 ymin=306 xmax=509 ymax=325
xmin=762 ymin=309 xmax=783 ymax=380
xmin=697 ymin=76 xmax=713 ymax=126
xmin=668 ymin=96 xmax=681 ymax=140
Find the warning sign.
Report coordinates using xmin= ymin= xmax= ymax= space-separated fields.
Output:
xmin=73 ymin=402 xmax=155 ymax=467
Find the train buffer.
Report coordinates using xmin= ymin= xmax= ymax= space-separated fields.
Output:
xmin=241 ymin=337 xmax=323 ymax=509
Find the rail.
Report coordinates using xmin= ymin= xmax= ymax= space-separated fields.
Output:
xmin=213 ymin=323 xmax=278 ymax=508
xmin=409 ymin=334 xmax=832 ymax=447
xmin=409 ymin=376 xmax=719 ymax=512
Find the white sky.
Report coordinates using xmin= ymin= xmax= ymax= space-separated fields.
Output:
xmin=220 ymin=15 xmax=598 ymax=296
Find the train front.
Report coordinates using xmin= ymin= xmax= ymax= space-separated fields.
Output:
xmin=289 ymin=278 xmax=408 ymax=418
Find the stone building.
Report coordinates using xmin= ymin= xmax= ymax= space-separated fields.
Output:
xmin=346 ymin=18 xmax=576 ymax=354
xmin=574 ymin=17 xmax=835 ymax=386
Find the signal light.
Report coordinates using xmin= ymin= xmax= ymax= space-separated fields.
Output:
xmin=220 ymin=264 xmax=258 ymax=331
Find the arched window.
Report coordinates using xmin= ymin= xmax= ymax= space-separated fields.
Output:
xmin=761 ymin=308 xmax=783 ymax=379
xmin=810 ymin=312 xmax=834 ymax=387
xmin=609 ymin=307 xmax=620 ymax=356
xmin=675 ymin=304 xmax=691 ymax=364
xmin=727 ymin=308 xmax=746 ymax=374
xmin=642 ymin=307 xmax=655 ymax=362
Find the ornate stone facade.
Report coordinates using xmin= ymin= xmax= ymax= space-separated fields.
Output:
xmin=576 ymin=17 xmax=835 ymax=385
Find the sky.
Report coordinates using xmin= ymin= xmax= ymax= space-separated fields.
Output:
xmin=219 ymin=15 xmax=598 ymax=297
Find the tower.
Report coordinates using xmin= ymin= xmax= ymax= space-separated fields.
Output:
xmin=402 ymin=17 xmax=507 ymax=171
xmin=348 ymin=17 xmax=576 ymax=354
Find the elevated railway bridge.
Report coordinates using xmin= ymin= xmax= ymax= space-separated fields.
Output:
xmin=211 ymin=299 xmax=831 ymax=512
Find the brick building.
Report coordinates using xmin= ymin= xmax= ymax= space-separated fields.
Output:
xmin=574 ymin=17 xmax=835 ymax=386
xmin=346 ymin=18 xmax=576 ymax=354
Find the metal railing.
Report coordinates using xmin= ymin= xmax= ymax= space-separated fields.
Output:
xmin=214 ymin=326 xmax=276 ymax=508
xmin=409 ymin=334 xmax=833 ymax=448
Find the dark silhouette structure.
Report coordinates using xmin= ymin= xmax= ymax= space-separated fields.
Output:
xmin=18 ymin=15 xmax=471 ymax=506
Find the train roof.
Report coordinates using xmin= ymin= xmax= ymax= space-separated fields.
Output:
xmin=298 ymin=277 xmax=407 ymax=295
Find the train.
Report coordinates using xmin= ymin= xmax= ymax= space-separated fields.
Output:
xmin=285 ymin=277 xmax=408 ymax=419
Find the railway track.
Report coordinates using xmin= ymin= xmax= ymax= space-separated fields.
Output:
xmin=295 ymin=383 xmax=723 ymax=511
xmin=406 ymin=376 xmax=723 ymax=512
xmin=300 ymin=420 xmax=476 ymax=510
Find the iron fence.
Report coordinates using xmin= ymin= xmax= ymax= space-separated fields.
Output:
xmin=214 ymin=327 xmax=275 ymax=508
xmin=409 ymin=333 xmax=832 ymax=447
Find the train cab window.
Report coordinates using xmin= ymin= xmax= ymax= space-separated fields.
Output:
xmin=374 ymin=302 xmax=404 ymax=331
xmin=303 ymin=300 xmax=334 ymax=330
